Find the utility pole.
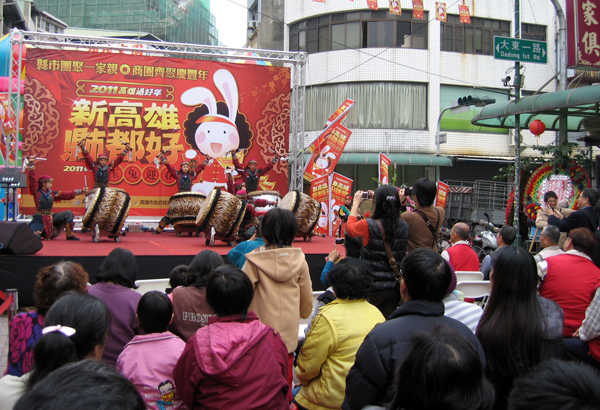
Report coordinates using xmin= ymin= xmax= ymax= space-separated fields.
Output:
xmin=513 ymin=0 xmax=522 ymax=246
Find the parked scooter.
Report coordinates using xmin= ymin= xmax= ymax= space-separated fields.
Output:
xmin=479 ymin=212 xmax=500 ymax=257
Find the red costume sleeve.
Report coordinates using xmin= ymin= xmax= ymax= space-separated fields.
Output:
xmin=27 ymin=168 xmax=38 ymax=196
xmin=164 ymin=161 xmax=178 ymax=180
xmin=111 ymin=152 xmax=126 ymax=170
xmin=81 ymin=150 xmax=95 ymax=171
xmin=54 ymin=190 xmax=79 ymax=201
xmin=254 ymin=198 xmax=269 ymax=207
xmin=258 ymin=160 xmax=274 ymax=175
xmin=232 ymin=154 xmax=244 ymax=172
xmin=194 ymin=162 xmax=206 ymax=175
xmin=226 ymin=176 xmax=235 ymax=195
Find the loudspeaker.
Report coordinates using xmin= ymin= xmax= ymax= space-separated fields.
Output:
xmin=0 ymin=221 xmax=43 ymax=255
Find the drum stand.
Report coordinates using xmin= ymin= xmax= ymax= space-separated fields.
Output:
xmin=296 ymin=231 xmax=316 ymax=242
xmin=173 ymin=224 xmax=201 ymax=237
xmin=205 ymin=227 xmax=236 ymax=247
xmin=91 ymin=224 xmax=123 ymax=243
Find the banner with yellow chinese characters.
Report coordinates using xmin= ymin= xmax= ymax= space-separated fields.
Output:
xmin=304 ymin=124 xmax=352 ymax=182
xmin=379 ymin=153 xmax=391 ymax=185
xmin=22 ymin=49 xmax=291 ymax=216
xmin=310 ymin=174 xmax=330 ymax=236
xmin=330 ymin=172 xmax=353 ymax=237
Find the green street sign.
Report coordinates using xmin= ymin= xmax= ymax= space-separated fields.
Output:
xmin=494 ymin=36 xmax=547 ymax=64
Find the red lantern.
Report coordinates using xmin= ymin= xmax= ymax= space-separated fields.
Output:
xmin=530 ymin=119 xmax=546 ymax=137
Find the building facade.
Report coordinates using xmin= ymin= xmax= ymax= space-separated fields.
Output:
xmin=35 ymin=0 xmax=218 ymax=46
xmin=248 ymin=0 xmax=565 ymax=189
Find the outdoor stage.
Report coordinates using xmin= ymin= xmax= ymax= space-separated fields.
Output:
xmin=0 ymin=232 xmax=332 ymax=307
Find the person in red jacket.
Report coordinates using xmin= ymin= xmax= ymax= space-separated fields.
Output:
xmin=25 ymin=157 xmax=88 ymax=240
xmin=78 ymin=140 xmax=131 ymax=188
xmin=232 ymin=151 xmax=279 ymax=192
xmin=174 ymin=265 xmax=289 ymax=410
xmin=538 ymin=228 xmax=600 ymax=369
xmin=440 ymin=222 xmax=480 ymax=272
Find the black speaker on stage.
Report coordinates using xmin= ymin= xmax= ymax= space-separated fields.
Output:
xmin=0 ymin=221 xmax=43 ymax=255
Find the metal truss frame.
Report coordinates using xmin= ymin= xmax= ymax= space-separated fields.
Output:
xmin=4 ymin=29 xmax=307 ymax=191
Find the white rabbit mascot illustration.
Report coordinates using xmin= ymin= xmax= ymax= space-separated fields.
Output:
xmin=180 ymin=69 xmax=252 ymax=195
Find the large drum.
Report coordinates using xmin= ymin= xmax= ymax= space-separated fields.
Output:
xmin=169 ymin=192 xmax=206 ymax=226
xmin=247 ymin=190 xmax=281 ymax=216
xmin=278 ymin=190 xmax=321 ymax=234
xmin=195 ymin=188 xmax=246 ymax=238
xmin=82 ymin=187 xmax=131 ymax=235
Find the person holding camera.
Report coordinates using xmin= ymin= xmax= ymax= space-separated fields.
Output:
xmin=399 ymin=178 xmax=445 ymax=252
xmin=347 ymin=185 xmax=409 ymax=318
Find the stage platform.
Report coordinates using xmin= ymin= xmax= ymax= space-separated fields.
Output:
xmin=0 ymin=232 xmax=332 ymax=306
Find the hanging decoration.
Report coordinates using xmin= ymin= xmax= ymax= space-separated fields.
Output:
xmin=389 ymin=0 xmax=401 ymax=15
xmin=529 ymin=119 xmax=546 ymax=138
xmin=436 ymin=2 xmax=447 ymax=22
xmin=367 ymin=0 xmax=379 ymax=10
xmin=459 ymin=4 xmax=471 ymax=24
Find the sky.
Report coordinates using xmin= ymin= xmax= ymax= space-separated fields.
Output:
xmin=211 ymin=0 xmax=248 ymax=49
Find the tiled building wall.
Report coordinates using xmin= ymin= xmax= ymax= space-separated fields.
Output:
xmin=286 ymin=0 xmax=564 ymax=158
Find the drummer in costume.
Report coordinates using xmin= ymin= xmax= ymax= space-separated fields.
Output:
xmin=226 ymin=172 xmax=276 ymax=241
xmin=153 ymin=154 xmax=208 ymax=234
xmin=232 ymin=151 xmax=279 ymax=193
xmin=25 ymin=156 xmax=89 ymax=240
xmin=78 ymin=140 xmax=131 ymax=188
xmin=337 ymin=195 xmax=353 ymax=236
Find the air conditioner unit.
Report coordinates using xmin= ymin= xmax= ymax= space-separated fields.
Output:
xmin=248 ymin=20 xmax=258 ymax=29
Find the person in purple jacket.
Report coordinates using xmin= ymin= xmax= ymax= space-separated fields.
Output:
xmin=117 ymin=291 xmax=186 ymax=410
xmin=88 ymin=248 xmax=142 ymax=366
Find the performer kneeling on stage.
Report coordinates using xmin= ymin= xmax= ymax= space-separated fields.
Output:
xmin=153 ymin=153 xmax=208 ymax=234
xmin=25 ymin=156 xmax=89 ymax=240
xmin=78 ymin=140 xmax=131 ymax=188
xmin=232 ymin=152 xmax=279 ymax=192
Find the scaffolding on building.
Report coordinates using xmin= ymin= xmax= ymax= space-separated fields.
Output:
xmin=4 ymin=30 xmax=307 ymax=191
xmin=34 ymin=0 xmax=218 ymax=46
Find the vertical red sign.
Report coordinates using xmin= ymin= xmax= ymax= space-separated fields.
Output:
xmin=436 ymin=181 xmax=450 ymax=208
xmin=330 ymin=173 xmax=353 ymax=236
xmin=310 ymin=174 xmax=330 ymax=236
xmin=379 ymin=153 xmax=391 ymax=185
xmin=412 ymin=0 xmax=424 ymax=19
xmin=567 ymin=0 xmax=600 ymax=69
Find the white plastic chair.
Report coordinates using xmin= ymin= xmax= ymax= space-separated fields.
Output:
xmin=455 ymin=271 xmax=484 ymax=282
xmin=456 ymin=280 xmax=492 ymax=308
xmin=134 ymin=278 xmax=170 ymax=295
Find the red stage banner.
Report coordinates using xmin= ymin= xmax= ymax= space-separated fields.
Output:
xmin=436 ymin=2 xmax=447 ymax=22
xmin=310 ymin=174 xmax=330 ymax=236
xmin=567 ymin=0 xmax=600 ymax=70
xmin=307 ymin=99 xmax=355 ymax=153
xmin=330 ymin=172 xmax=353 ymax=236
xmin=412 ymin=0 xmax=424 ymax=19
xmin=303 ymin=124 xmax=352 ymax=182
xmin=436 ymin=181 xmax=450 ymax=208
xmin=459 ymin=5 xmax=471 ymax=24
xmin=22 ymin=49 xmax=291 ymax=216
xmin=389 ymin=0 xmax=402 ymax=15
xmin=367 ymin=0 xmax=379 ymax=10
xmin=379 ymin=153 xmax=391 ymax=185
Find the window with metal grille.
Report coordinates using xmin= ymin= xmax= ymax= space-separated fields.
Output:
xmin=441 ymin=15 xmax=510 ymax=55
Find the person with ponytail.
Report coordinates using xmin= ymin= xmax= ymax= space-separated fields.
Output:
xmin=0 ymin=293 xmax=111 ymax=410
xmin=347 ymin=185 xmax=409 ymax=318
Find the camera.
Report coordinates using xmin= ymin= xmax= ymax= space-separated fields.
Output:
xmin=404 ymin=187 xmax=413 ymax=196
xmin=361 ymin=191 xmax=372 ymax=200
xmin=335 ymin=238 xmax=345 ymax=245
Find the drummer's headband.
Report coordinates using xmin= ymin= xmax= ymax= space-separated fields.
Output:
xmin=98 ymin=153 xmax=109 ymax=159
xmin=196 ymin=115 xmax=237 ymax=129
xmin=181 ymin=161 xmax=190 ymax=166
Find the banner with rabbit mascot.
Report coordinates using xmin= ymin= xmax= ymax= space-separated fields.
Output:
xmin=21 ymin=48 xmax=290 ymax=216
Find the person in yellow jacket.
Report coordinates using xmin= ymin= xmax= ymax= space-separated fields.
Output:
xmin=242 ymin=207 xmax=313 ymax=402
xmin=294 ymin=259 xmax=385 ymax=410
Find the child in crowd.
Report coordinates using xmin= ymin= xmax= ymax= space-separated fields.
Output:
xmin=168 ymin=250 xmax=224 ymax=341
xmin=242 ymin=207 xmax=313 ymax=398
xmin=166 ymin=265 xmax=188 ymax=294
xmin=117 ymin=291 xmax=186 ymax=410
xmin=227 ymin=228 xmax=265 ymax=269
xmin=174 ymin=265 xmax=289 ymax=410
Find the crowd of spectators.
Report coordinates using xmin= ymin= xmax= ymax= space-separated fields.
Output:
xmin=3 ymin=182 xmax=600 ymax=410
